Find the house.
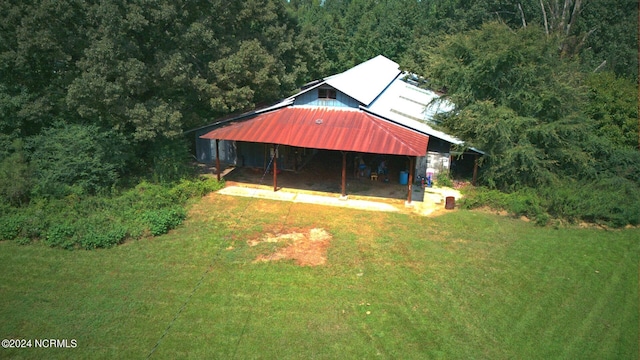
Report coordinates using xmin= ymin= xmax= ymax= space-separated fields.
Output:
xmin=192 ymin=55 xmax=482 ymax=203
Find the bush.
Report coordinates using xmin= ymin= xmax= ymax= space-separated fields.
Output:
xmin=142 ymin=207 xmax=186 ymax=236
xmin=0 ymin=140 xmax=32 ymax=206
xmin=461 ymin=187 xmax=550 ymax=225
xmin=44 ymin=223 xmax=77 ymax=249
xmin=0 ymin=214 xmax=24 ymax=241
xmin=435 ymin=173 xmax=454 ymax=188
xmin=29 ymin=123 xmax=128 ymax=198
xmin=168 ymin=177 xmax=225 ymax=203
xmin=77 ymin=224 xmax=128 ymax=250
xmin=543 ymin=178 xmax=640 ymax=227
xmin=459 ymin=187 xmax=510 ymax=210
xmin=120 ymin=181 xmax=178 ymax=211
xmin=461 ymin=177 xmax=640 ymax=228
xmin=3 ymin=176 xmax=223 ymax=249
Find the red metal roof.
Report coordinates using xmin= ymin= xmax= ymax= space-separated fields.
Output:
xmin=200 ymin=107 xmax=429 ymax=156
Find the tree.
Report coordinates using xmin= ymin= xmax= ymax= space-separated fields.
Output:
xmin=584 ymin=72 xmax=639 ymax=149
xmin=420 ymin=22 xmax=595 ymax=190
xmin=0 ymin=139 xmax=32 ymax=206
xmin=0 ymin=0 xmax=88 ymax=138
xmin=29 ymin=124 xmax=129 ymax=197
xmin=64 ymin=0 xmax=306 ymax=142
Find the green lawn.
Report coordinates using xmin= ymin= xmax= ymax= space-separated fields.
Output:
xmin=1 ymin=194 xmax=638 ymax=359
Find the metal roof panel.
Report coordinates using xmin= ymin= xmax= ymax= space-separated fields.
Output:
xmin=325 ymin=55 xmax=401 ymax=106
xmin=200 ymin=107 xmax=429 ymax=156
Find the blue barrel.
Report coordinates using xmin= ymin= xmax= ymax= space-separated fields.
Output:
xmin=399 ymin=171 xmax=408 ymax=185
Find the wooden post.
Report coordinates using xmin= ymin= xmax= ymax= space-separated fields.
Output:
xmin=215 ymin=139 xmax=221 ymax=181
xmin=272 ymin=144 xmax=277 ymax=192
xmin=407 ymin=156 xmax=415 ymax=204
xmin=341 ymin=152 xmax=347 ymax=198
xmin=472 ymin=154 xmax=479 ymax=186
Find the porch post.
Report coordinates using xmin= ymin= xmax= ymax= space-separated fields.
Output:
xmin=215 ymin=139 xmax=221 ymax=181
xmin=407 ymin=156 xmax=415 ymax=205
xmin=341 ymin=151 xmax=347 ymax=198
xmin=272 ymin=144 xmax=278 ymax=192
xmin=472 ymin=154 xmax=479 ymax=186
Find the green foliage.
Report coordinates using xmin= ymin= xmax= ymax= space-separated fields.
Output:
xmin=29 ymin=123 xmax=128 ymax=198
xmin=44 ymin=222 xmax=76 ymax=249
xmin=4 ymin=177 xmax=223 ymax=249
xmin=584 ymin=72 xmax=638 ymax=149
xmin=423 ymin=22 xmax=582 ymax=118
xmin=145 ymin=139 xmax=194 ymax=184
xmin=542 ymin=178 xmax=640 ymax=227
xmin=419 ymin=23 xmax=600 ymax=190
xmin=435 ymin=173 xmax=454 ymax=188
xmin=2 ymin=0 xmax=311 ymax=186
xmin=169 ymin=178 xmax=226 ymax=203
xmin=578 ymin=0 xmax=639 ymax=79
xmin=598 ymin=146 xmax=640 ymax=184
xmin=0 ymin=139 xmax=32 ymax=206
xmin=460 ymin=187 xmax=548 ymax=226
xmin=63 ymin=0 xmax=304 ymax=138
xmin=415 ymin=21 xmax=639 ymax=227
xmin=75 ymin=221 xmax=128 ymax=250
xmin=142 ymin=207 xmax=187 ymax=236
xmin=0 ymin=213 xmax=24 ymax=241
xmin=461 ymin=179 xmax=640 ymax=228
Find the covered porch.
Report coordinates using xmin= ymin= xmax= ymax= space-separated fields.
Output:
xmin=200 ymin=107 xmax=430 ymax=205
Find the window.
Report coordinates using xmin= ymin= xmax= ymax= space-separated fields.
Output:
xmin=318 ymin=88 xmax=337 ymax=100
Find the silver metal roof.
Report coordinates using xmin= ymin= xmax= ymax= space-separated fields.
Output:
xmin=366 ymin=76 xmax=485 ymax=154
xmin=366 ymin=77 xmax=459 ymax=143
xmin=324 ymin=55 xmax=401 ymax=106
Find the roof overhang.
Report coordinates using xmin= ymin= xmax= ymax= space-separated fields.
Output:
xmin=200 ymin=107 xmax=429 ymax=156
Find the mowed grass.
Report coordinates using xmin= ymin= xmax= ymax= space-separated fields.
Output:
xmin=0 ymin=193 xmax=638 ymax=359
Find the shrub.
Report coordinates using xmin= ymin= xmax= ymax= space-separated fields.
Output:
xmin=462 ymin=177 xmax=640 ymax=228
xmin=0 ymin=140 xmax=32 ymax=206
xmin=168 ymin=177 xmax=224 ymax=203
xmin=2 ymin=176 xmax=221 ymax=249
xmin=29 ymin=123 xmax=128 ymax=198
xmin=435 ymin=173 xmax=454 ymax=188
xmin=44 ymin=223 xmax=77 ymax=249
xmin=78 ymin=224 xmax=128 ymax=250
xmin=546 ymin=178 xmax=640 ymax=227
xmin=0 ymin=214 xmax=24 ymax=241
xmin=124 ymin=181 xmax=174 ymax=210
xmin=142 ymin=207 xmax=187 ymax=236
xmin=459 ymin=187 xmax=509 ymax=210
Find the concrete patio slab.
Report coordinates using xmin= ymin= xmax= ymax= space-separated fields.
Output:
xmin=216 ymin=183 xmax=462 ymax=217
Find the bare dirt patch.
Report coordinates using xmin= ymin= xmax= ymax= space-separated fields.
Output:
xmin=250 ymin=228 xmax=332 ymax=266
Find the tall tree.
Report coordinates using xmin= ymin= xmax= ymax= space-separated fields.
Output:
xmin=65 ymin=0 xmax=307 ymax=142
xmin=419 ymin=22 xmax=597 ymax=190
xmin=0 ymin=0 xmax=88 ymax=138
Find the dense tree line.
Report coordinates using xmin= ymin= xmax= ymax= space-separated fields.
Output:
xmin=0 ymin=0 xmax=638 ymax=226
xmin=290 ymin=0 xmax=638 ymax=79
xmin=1 ymin=0 xmax=313 ymax=200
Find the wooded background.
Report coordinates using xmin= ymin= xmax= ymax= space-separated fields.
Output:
xmin=1 ymin=0 xmax=638 ymax=225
